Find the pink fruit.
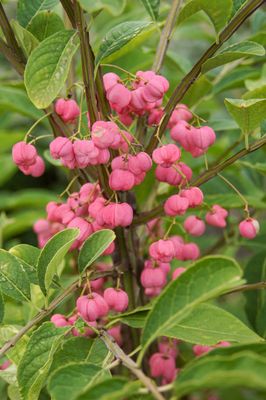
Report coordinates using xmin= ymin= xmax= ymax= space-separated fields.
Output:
xmin=239 ymin=218 xmax=260 ymax=239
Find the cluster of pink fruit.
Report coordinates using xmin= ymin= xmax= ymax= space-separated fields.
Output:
xmin=103 ymin=70 xmax=169 ymax=126
xmin=10 ymin=68 xmax=262 ymax=388
xmin=51 ymin=261 xmax=127 ymax=345
xmin=33 ymin=182 xmax=133 ymax=249
xmin=12 ymin=141 xmax=45 ymax=177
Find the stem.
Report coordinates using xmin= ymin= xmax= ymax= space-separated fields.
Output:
xmin=218 ymin=173 xmax=250 ymax=215
xmin=73 ymin=0 xmax=98 ymax=124
xmin=226 ymin=281 xmax=266 ymax=294
xmin=152 ymin=0 xmax=183 ymax=73
xmin=0 ymin=3 xmax=25 ymax=65
xmin=132 ymin=135 xmax=266 ymax=226
xmin=100 ymin=330 xmax=166 ymax=400
xmin=0 ymin=271 xmax=113 ymax=359
xmin=146 ymin=0 xmax=265 ymax=154
xmin=60 ymin=0 xmax=76 ymax=28
xmin=24 ymin=112 xmax=52 ymax=141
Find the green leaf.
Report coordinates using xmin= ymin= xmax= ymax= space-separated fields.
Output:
xmin=0 ymin=291 xmax=4 ymax=324
xmin=76 ymin=377 xmax=140 ymax=400
xmin=78 ymin=0 xmax=126 ymax=16
xmin=9 ymin=244 xmax=40 ymax=285
xmin=48 ymin=362 xmax=104 ymax=400
xmin=50 ymin=337 xmax=108 ymax=374
xmin=24 ymin=30 xmax=79 ymax=109
xmin=0 ymin=189 xmax=56 ymax=211
xmin=140 ymin=0 xmax=160 ymax=21
xmin=2 ymin=210 xmax=46 ymax=241
xmin=27 ymin=11 xmax=65 ymax=42
xmin=140 ymin=256 xmax=242 ymax=359
xmin=204 ymin=193 xmax=266 ymax=209
xmin=96 ymin=21 xmax=152 ymax=65
xmin=0 ymin=364 xmax=17 ymax=385
xmin=243 ymin=84 xmax=266 ymax=100
xmin=11 ymin=20 xmax=39 ymax=57
xmin=17 ymin=0 xmax=59 ymax=27
xmin=0 ymin=325 xmax=29 ymax=365
xmin=231 ymin=0 xmax=247 ymax=17
xmin=202 ymin=41 xmax=265 ymax=73
xmin=163 ymin=302 xmax=262 ymax=345
xmin=244 ymin=251 xmax=266 ymax=338
xmin=108 ymin=305 xmax=151 ymax=328
xmin=37 ymin=228 xmax=79 ymax=295
xmin=224 ymin=98 xmax=266 ymax=133
xmin=0 ymin=155 xmax=17 ymax=187
xmin=177 ymin=0 xmax=233 ymax=35
xmin=237 ymin=160 xmax=266 ymax=176
xmin=0 ymin=250 xmax=31 ymax=302
xmin=0 ymin=87 xmax=42 ymax=119
xmin=174 ymin=352 xmax=266 ymax=398
xmin=17 ymin=322 xmax=68 ymax=400
xmin=78 ymin=229 xmax=115 ymax=275
xmin=0 ymin=131 xmax=24 ymax=154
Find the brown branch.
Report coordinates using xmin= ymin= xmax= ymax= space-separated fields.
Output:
xmin=152 ymin=0 xmax=183 ymax=73
xmin=146 ymin=0 xmax=265 ymax=154
xmin=133 ymin=135 xmax=266 ymax=226
xmin=0 ymin=271 xmax=113 ymax=359
xmin=227 ymin=281 xmax=266 ymax=294
xmin=100 ymin=330 xmax=166 ymax=400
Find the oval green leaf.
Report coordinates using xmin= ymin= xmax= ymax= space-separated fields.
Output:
xmin=10 ymin=244 xmax=40 ymax=285
xmin=202 ymin=41 xmax=265 ymax=73
xmin=27 ymin=11 xmax=65 ymax=42
xmin=37 ymin=228 xmax=80 ymax=295
xmin=140 ymin=0 xmax=160 ymax=20
xmin=48 ymin=362 xmax=104 ymax=400
xmin=174 ymin=351 xmax=266 ymax=398
xmin=17 ymin=0 xmax=59 ymax=27
xmin=17 ymin=322 xmax=68 ymax=400
xmin=11 ymin=20 xmax=39 ymax=57
xmin=140 ymin=256 xmax=242 ymax=359
xmin=0 ymin=249 xmax=31 ymax=302
xmin=78 ymin=0 xmax=126 ymax=16
xmin=0 ymin=291 xmax=4 ymax=324
xmin=25 ymin=30 xmax=79 ymax=109
xmin=177 ymin=0 xmax=233 ymax=35
xmin=96 ymin=21 xmax=152 ymax=65
xmin=163 ymin=302 xmax=262 ymax=345
xmin=225 ymin=98 xmax=266 ymax=133
xmin=78 ymin=229 xmax=115 ymax=275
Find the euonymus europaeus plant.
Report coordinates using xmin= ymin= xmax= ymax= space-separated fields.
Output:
xmin=0 ymin=0 xmax=266 ymax=399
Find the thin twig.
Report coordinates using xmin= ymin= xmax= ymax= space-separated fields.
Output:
xmin=0 ymin=271 xmax=113 ymax=359
xmin=152 ymin=0 xmax=183 ymax=73
xmin=226 ymin=281 xmax=266 ymax=294
xmin=99 ymin=330 xmax=166 ymax=400
xmin=146 ymin=0 xmax=265 ymax=154
xmin=132 ymin=135 xmax=266 ymax=226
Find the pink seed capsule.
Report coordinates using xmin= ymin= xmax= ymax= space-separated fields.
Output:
xmin=180 ymin=187 xmax=204 ymax=208
xmin=76 ymin=293 xmax=109 ymax=322
xmin=103 ymin=72 xmax=120 ymax=92
xmin=193 ymin=344 xmax=212 ymax=357
xmin=184 ymin=215 xmax=206 ymax=236
xmin=191 ymin=126 xmax=216 ymax=150
xmin=164 ymin=194 xmax=189 ymax=216
xmin=55 ymin=98 xmax=80 ymax=123
xmin=168 ymin=104 xmax=193 ymax=128
xmin=152 ymin=144 xmax=181 ymax=167
xmin=205 ymin=205 xmax=228 ymax=228
xmin=51 ymin=314 xmax=69 ymax=327
xmin=182 ymin=243 xmax=200 ymax=260
xmin=140 ymin=267 xmax=166 ymax=288
xmin=102 ymin=202 xmax=133 ymax=228
xmin=12 ymin=141 xmax=37 ymax=167
xmin=91 ymin=121 xmax=119 ymax=149
xmin=106 ymin=83 xmax=132 ymax=109
xmin=239 ymin=218 xmax=260 ymax=239
xmin=73 ymin=140 xmax=99 ymax=168
xmin=103 ymin=288 xmax=129 ymax=312
xmin=49 ymin=137 xmax=73 ymax=160
xmin=172 ymin=267 xmax=186 ymax=280
xmin=169 ymin=236 xmax=185 ymax=260
xmin=107 ymin=325 xmax=123 ymax=346
xmin=109 ymin=169 xmax=135 ymax=191
xmin=149 ymin=239 xmax=176 ymax=263
xmin=149 ymin=353 xmax=176 ymax=382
